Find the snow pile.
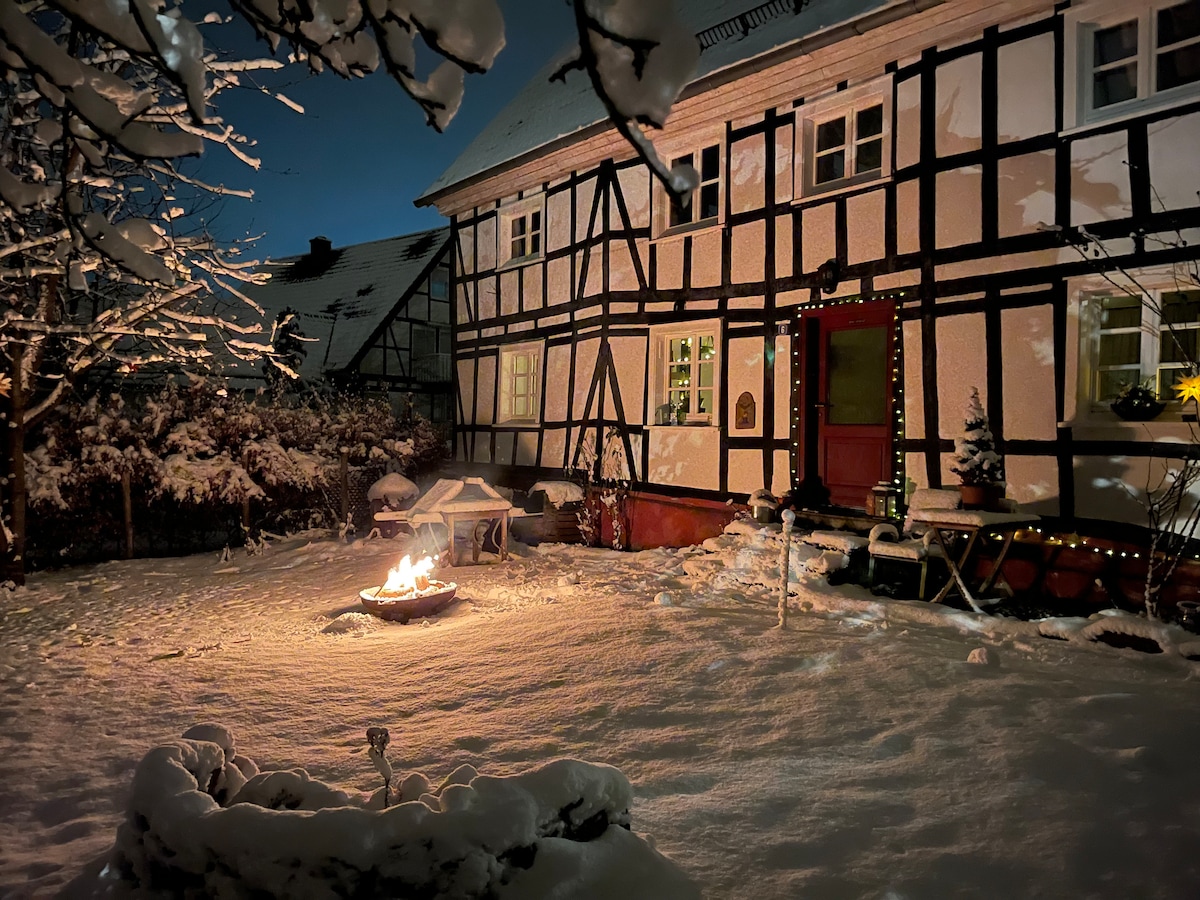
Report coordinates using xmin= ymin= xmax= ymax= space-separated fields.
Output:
xmin=367 ymin=472 xmax=420 ymax=506
xmin=529 ymin=481 xmax=585 ymax=506
xmin=95 ymin=724 xmax=697 ymax=899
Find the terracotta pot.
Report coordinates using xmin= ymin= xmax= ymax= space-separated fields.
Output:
xmin=959 ymin=483 xmax=1004 ymax=510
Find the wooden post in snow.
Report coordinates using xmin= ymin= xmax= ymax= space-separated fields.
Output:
xmin=340 ymin=451 xmax=350 ymax=528
xmin=121 ymin=469 xmax=133 ymax=559
xmin=777 ymin=509 xmax=795 ymax=630
xmin=241 ymin=450 xmax=251 ymax=532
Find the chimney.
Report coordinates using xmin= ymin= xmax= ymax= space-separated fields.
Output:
xmin=309 ymin=235 xmax=332 ymax=257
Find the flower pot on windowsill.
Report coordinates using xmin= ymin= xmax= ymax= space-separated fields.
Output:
xmin=959 ymin=482 xmax=1005 ymax=511
xmin=1110 ymin=387 xmax=1165 ymax=422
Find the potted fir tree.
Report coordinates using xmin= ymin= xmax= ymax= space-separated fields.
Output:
xmin=951 ymin=387 xmax=1006 ymax=509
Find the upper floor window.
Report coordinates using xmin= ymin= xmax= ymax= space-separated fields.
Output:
xmin=653 ymin=139 xmax=724 ymax=238
xmin=498 ymin=195 xmax=544 ymax=267
xmin=651 ymin=320 xmax=720 ymax=425
xmin=1082 ymin=288 xmax=1200 ymax=406
xmin=498 ymin=340 xmax=543 ymax=423
xmin=1067 ymin=0 xmax=1200 ymax=127
xmin=797 ymin=79 xmax=892 ymax=199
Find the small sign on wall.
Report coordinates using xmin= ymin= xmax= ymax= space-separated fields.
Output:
xmin=735 ymin=391 xmax=756 ymax=430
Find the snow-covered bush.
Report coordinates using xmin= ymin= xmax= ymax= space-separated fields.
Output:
xmin=89 ymin=724 xmax=698 ymax=899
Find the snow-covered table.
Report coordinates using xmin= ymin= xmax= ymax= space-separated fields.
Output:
xmin=907 ymin=508 xmax=1040 ymax=612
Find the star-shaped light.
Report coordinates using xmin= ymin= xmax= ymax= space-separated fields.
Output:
xmin=1174 ymin=374 xmax=1200 ymax=405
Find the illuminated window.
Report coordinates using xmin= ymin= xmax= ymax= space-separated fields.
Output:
xmin=797 ymin=79 xmax=891 ymax=198
xmin=499 ymin=341 xmax=543 ymax=423
xmin=1066 ymin=0 xmax=1200 ymax=126
xmin=1083 ymin=288 xmax=1200 ymax=404
xmin=498 ymin=196 xmax=545 ymax=267
xmin=652 ymin=321 xmax=720 ymax=425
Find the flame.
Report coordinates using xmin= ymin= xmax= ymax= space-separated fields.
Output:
xmin=382 ymin=554 xmax=436 ymax=595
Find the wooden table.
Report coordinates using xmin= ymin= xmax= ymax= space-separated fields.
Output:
xmin=375 ymin=507 xmax=531 ymax=566
xmin=908 ymin=508 xmax=1040 ymax=613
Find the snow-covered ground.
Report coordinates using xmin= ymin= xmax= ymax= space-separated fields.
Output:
xmin=2 ymin=520 xmax=1199 ymax=898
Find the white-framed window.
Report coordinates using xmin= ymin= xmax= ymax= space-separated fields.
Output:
xmin=1065 ymin=0 xmax=1200 ymax=128
xmin=797 ymin=79 xmax=892 ymax=199
xmin=498 ymin=340 xmax=543 ymax=423
xmin=653 ymin=139 xmax=724 ymax=237
xmin=498 ymin=195 xmax=544 ymax=267
xmin=1081 ymin=287 xmax=1200 ymax=405
xmin=650 ymin=320 xmax=720 ymax=425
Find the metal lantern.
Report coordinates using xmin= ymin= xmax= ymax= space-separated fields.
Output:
xmin=871 ymin=482 xmax=899 ymax=519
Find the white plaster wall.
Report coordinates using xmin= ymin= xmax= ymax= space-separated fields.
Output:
xmin=935 ymin=165 xmax=983 ymax=249
xmin=541 ymin=428 xmax=567 ymax=471
xmin=935 ymin=313 xmax=986 ymax=440
xmin=523 ymin=264 xmax=543 ymax=310
xmin=583 ymin=246 xmax=603 ymax=298
xmin=477 ymin=216 xmax=497 ymax=271
xmin=477 ymin=277 xmax=498 ymax=320
xmin=573 ymin=337 xmax=601 ymax=420
xmin=1148 ymin=113 xmax=1200 ymax=210
xmin=1073 ymin=455 xmax=1185 ymax=527
xmin=575 ymin=178 xmax=597 ymax=243
xmin=457 ymin=359 xmax=475 ymax=426
xmin=455 ymin=281 xmax=473 ymax=327
xmin=935 ymin=53 xmax=983 ymax=157
xmin=500 ymin=269 xmax=519 ymax=317
xmin=730 ymin=133 xmax=766 ymax=215
xmin=617 ymin=166 xmax=650 ymax=228
xmin=1070 ymin=131 xmax=1133 ymax=226
xmin=846 ymin=190 xmax=886 ymax=265
xmin=728 ymin=336 xmax=765 ymax=438
xmin=473 ymin=432 xmax=491 ymax=464
xmin=656 ymin=238 xmax=684 ymax=290
xmin=997 ymin=150 xmax=1056 ymax=238
xmin=728 ymin=449 xmax=765 ymax=495
xmin=646 ymin=427 xmax=721 ymax=490
xmin=773 ymin=450 xmax=791 ymax=496
xmin=774 ymin=122 xmax=794 ymax=204
xmin=494 ymin=431 xmax=515 ymax=466
xmin=775 ymin=334 xmax=792 ymax=440
xmin=609 ymin=335 xmax=646 ymax=425
xmin=997 ymin=34 xmax=1056 ymax=142
xmin=609 ymin=241 xmax=639 ymax=293
xmin=457 ymin=228 xmax=475 ymax=275
xmin=547 ymin=190 xmax=572 ymax=253
xmin=475 ymin=354 xmax=496 ymax=425
xmin=544 ymin=343 xmax=573 ymax=422
xmin=895 ymin=76 xmax=921 ymax=171
xmin=515 ymin=432 xmax=538 ymax=467
xmin=775 ymin=212 xmax=793 ymax=279
xmin=905 ymin=452 xmax=925 ymax=493
xmin=801 ymin=203 xmax=837 ymax=274
xmin=896 ymin=179 xmax=920 ymax=255
xmin=692 ymin=230 xmax=723 ymax=287
xmin=1003 ymin=455 xmax=1058 ymax=513
xmin=1001 ymin=305 xmax=1058 ymax=441
xmin=547 ymin=256 xmax=572 ymax=305
xmin=731 ymin=221 xmax=765 ymax=285
xmin=902 ymin=319 xmax=924 ymax=438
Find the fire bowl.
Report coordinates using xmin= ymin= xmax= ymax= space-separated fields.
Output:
xmin=359 ymin=582 xmax=458 ymax=623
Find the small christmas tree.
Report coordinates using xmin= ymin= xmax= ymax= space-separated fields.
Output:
xmin=951 ymin=387 xmax=1004 ymax=486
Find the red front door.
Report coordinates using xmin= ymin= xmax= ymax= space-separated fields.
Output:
xmin=809 ymin=302 xmax=894 ymax=509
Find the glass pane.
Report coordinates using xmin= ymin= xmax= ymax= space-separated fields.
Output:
xmin=1101 ymin=295 xmax=1142 ymax=328
xmin=1158 ymin=1 xmax=1200 ymax=47
xmin=1094 ymin=20 xmax=1139 ymax=64
xmin=1094 ymin=63 xmax=1139 ymax=107
xmin=669 ymin=364 xmax=691 ymax=388
xmin=827 ymin=326 xmax=887 ymax=425
xmin=1160 ymin=328 xmax=1197 ymax=363
xmin=513 ymin=354 xmax=529 ymax=374
xmin=701 ymin=145 xmax=720 ymax=180
xmin=857 ymin=104 xmax=883 ymax=137
xmin=856 ymin=138 xmax=882 ymax=174
xmin=1163 ymin=291 xmax=1200 ymax=324
xmin=1158 ymin=44 xmax=1200 ymax=91
xmin=1098 ymin=369 xmax=1138 ymax=401
xmin=511 ymin=217 xmax=526 ymax=237
xmin=698 ymin=361 xmax=713 ymax=388
xmin=514 ymin=397 xmax=529 ymax=417
xmin=511 ymin=236 xmax=526 ymax=258
xmin=816 ymin=118 xmax=845 ymax=152
xmin=513 ymin=374 xmax=529 ymax=395
xmin=699 ymin=335 xmax=716 ymax=360
xmin=816 ymin=151 xmax=845 ymax=184
xmin=429 ymin=269 xmax=449 ymax=301
xmin=530 ymin=232 xmax=541 ymax=255
xmin=670 ymin=337 xmax=692 ymax=362
xmin=697 ymin=390 xmax=713 ymax=414
xmin=531 ymin=210 xmax=541 ymax=231
xmin=669 ymin=390 xmax=690 ymax=413
xmin=1099 ymin=332 xmax=1140 ymax=365
xmin=699 ymin=183 xmax=719 ymax=220
xmin=429 ymin=300 xmax=450 ymax=324
xmin=1160 ymin=367 xmax=1192 ymax=400
xmin=669 ymin=195 xmax=693 ymax=228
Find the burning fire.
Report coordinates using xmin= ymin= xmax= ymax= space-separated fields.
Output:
xmin=381 ymin=554 xmax=437 ymax=596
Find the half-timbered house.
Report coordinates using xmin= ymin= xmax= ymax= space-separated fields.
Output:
xmin=240 ymin=229 xmax=455 ymax=427
xmin=419 ymin=0 xmax=1200 ymax=547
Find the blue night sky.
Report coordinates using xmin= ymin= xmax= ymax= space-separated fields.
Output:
xmin=186 ymin=2 xmax=575 ymax=261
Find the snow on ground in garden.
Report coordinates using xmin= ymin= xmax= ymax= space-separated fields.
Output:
xmin=2 ymin=519 xmax=1200 ymax=898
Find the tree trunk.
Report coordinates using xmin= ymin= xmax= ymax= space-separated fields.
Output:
xmin=4 ymin=346 xmax=28 ymax=586
xmin=122 ymin=469 xmax=134 ymax=560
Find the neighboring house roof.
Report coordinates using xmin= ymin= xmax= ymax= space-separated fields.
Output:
xmin=419 ymin=0 xmax=897 ymax=205
xmin=238 ymin=227 xmax=449 ymax=383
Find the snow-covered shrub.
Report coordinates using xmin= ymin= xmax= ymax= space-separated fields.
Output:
xmin=92 ymin=725 xmax=698 ymax=899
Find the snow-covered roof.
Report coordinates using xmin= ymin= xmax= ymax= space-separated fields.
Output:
xmin=239 ymin=228 xmax=450 ymax=381
xmin=418 ymin=0 xmax=896 ymax=205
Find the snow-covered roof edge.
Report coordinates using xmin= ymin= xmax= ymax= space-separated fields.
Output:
xmin=417 ymin=0 xmax=927 ymax=209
